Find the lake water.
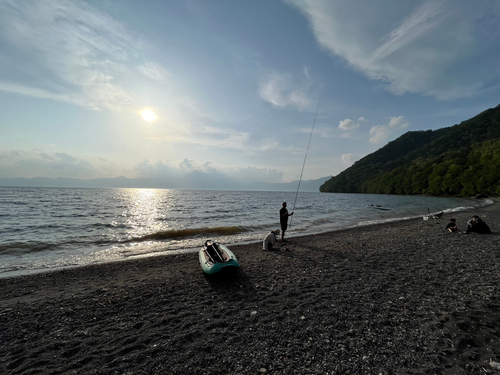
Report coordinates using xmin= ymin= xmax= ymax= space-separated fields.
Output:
xmin=0 ymin=187 xmax=489 ymax=278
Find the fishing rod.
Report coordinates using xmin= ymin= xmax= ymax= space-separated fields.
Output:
xmin=289 ymin=101 xmax=320 ymax=229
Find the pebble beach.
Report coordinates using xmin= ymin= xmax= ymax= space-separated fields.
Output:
xmin=1 ymin=201 xmax=500 ymax=374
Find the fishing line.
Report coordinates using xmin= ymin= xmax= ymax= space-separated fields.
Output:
xmin=289 ymin=101 xmax=320 ymax=229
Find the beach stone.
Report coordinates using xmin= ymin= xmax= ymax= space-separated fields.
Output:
xmin=490 ymin=361 xmax=500 ymax=370
xmin=2 ymin=202 xmax=500 ymax=375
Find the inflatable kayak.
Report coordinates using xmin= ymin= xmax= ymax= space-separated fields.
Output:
xmin=199 ymin=240 xmax=239 ymax=275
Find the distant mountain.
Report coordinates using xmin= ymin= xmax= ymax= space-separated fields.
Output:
xmin=247 ymin=176 xmax=332 ymax=192
xmin=0 ymin=174 xmax=332 ymax=192
xmin=320 ymin=103 xmax=500 ymax=196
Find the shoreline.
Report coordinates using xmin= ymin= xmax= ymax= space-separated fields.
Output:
xmin=1 ymin=198 xmax=492 ymax=280
xmin=1 ymin=201 xmax=500 ymax=374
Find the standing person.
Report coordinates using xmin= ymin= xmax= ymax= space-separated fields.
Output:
xmin=280 ymin=202 xmax=293 ymax=242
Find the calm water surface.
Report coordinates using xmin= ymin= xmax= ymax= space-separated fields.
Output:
xmin=0 ymin=187 xmax=488 ymax=277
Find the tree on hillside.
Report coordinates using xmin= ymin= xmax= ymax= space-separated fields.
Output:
xmin=321 ymin=104 xmax=500 ymax=196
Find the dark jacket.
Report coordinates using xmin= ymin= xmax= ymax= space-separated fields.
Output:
xmin=466 ymin=219 xmax=491 ymax=234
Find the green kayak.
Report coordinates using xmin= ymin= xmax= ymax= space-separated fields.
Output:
xmin=199 ymin=240 xmax=239 ymax=275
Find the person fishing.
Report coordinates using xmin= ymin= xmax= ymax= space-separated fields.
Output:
xmin=286 ymin=100 xmax=319 ymax=241
xmin=280 ymin=202 xmax=293 ymax=242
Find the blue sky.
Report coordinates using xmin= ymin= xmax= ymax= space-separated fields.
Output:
xmin=1 ymin=0 xmax=499 ymax=185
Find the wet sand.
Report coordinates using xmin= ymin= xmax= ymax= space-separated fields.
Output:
xmin=1 ymin=201 xmax=500 ymax=374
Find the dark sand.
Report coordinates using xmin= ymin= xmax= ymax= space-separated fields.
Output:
xmin=1 ymin=201 xmax=500 ymax=374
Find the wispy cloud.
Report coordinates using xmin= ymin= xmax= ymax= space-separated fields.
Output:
xmin=0 ymin=0 xmax=168 ymax=111
xmin=369 ymin=116 xmax=410 ymax=144
xmin=370 ymin=1 xmax=444 ymax=63
xmin=138 ymin=62 xmax=171 ymax=82
xmin=151 ymin=122 xmax=251 ymax=151
xmin=259 ymin=72 xmax=312 ymax=110
xmin=198 ymin=125 xmax=251 ymax=149
xmin=287 ymin=0 xmax=500 ymax=100
xmin=192 ymin=131 xmax=301 ymax=157
xmin=296 ymin=126 xmax=336 ymax=139
xmin=0 ymin=81 xmax=95 ymax=108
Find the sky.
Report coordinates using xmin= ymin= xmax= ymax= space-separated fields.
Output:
xmin=1 ymin=0 xmax=500 ymax=186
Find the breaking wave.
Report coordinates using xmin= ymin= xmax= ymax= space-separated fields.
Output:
xmin=124 ymin=226 xmax=249 ymax=243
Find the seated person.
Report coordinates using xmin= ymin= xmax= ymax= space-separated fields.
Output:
xmin=465 ymin=215 xmax=491 ymax=234
xmin=263 ymin=229 xmax=280 ymax=251
xmin=446 ymin=218 xmax=458 ymax=232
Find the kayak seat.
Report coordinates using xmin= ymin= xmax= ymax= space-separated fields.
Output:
xmin=206 ymin=244 xmax=224 ymax=263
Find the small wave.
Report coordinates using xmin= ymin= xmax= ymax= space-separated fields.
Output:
xmin=197 ymin=214 xmax=238 ymax=220
xmin=304 ymin=217 xmax=338 ymax=227
xmin=357 ymin=217 xmax=412 ymax=227
xmin=443 ymin=206 xmax=473 ymax=214
xmin=9 ymin=201 xmax=29 ymax=206
xmin=124 ymin=226 xmax=248 ymax=243
xmin=91 ymin=222 xmax=129 ymax=229
xmin=0 ymin=241 xmax=61 ymax=255
xmin=442 ymin=199 xmax=493 ymax=214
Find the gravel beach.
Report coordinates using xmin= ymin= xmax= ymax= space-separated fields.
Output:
xmin=1 ymin=201 xmax=500 ymax=375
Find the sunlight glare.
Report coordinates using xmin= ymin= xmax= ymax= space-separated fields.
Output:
xmin=141 ymin=110 xmax=157 ymax=122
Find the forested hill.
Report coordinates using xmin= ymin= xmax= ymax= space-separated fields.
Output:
xmin=320 ymin=104 xmax=500 ymax=196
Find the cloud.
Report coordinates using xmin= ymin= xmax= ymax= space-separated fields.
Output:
xmin=133 ymin=158 xmax=216 ymax=179
xmin=338 ymin=118 xmax=360 ymax=131
xmin=0 ymin=150 xmax=287 ymax=184
xmin=341 ymin=153 xmax=357 ymax=165
xmin=0 ymin=0 xmax=159 ymax=111
xmin=388 ymin=116 xmax=410 ymax=129
xmin=259 ymin=72 xmax=312 ymax=110
xmin=299 ymin=126 xmax=335 ymax=139
xmin=251 ymin=137 xmax=304 ymax=156
xmin=369 ymin=2 xmax=444 ymax=63
xmin=0 ymin=149 xmax=101 ymax=178
xmin=0 ymin=82 xmax=96 ymax=108
xmin=153 ymin=123 xmax=251 ymax=151
xmin=369 ymin=116 xmax=410 ymax=144
xmin=138 ymin=62 xmax=170 ymax=82
xmin=225 ymin=166 xmax=284 ymax=183
xmin=132 ymin=159 xmax=284 ymax=183
xmin=369 ymin=125 xmax=391 ymax=145
xmin=287 ymin=0 xmax=500 ymax=100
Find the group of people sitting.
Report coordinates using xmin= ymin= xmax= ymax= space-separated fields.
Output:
xmin=446 ymin=215 xmax=491 ymax=234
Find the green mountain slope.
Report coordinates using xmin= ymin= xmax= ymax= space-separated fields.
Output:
xmin=320 ymin=104 xmax=500 ymax=196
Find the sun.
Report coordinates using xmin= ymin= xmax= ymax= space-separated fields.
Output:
xmin=141 ymin=110 xmax=157 ymax=122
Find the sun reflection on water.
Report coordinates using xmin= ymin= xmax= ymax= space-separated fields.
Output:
xmin=122 ymin=189 xmax=168 ymax=239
